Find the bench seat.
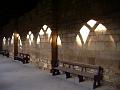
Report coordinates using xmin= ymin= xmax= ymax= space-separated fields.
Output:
xmin=0 ymin=50 xmax=9 ymax=57
xmin=54 ymin=66 xmax=95 ymax=78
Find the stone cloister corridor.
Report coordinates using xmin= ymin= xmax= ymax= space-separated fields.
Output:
xmin=0 ymin=0 xmax=120 ymax=90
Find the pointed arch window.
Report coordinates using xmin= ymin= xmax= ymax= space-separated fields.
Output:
xmin=76 ymin=19 xmax=107 ymax=46
xmin=3 ymin=37 xmax=6 ymax=45
xmin=37 ymin=25 xmax=52 ymax=44
xmin=27 ymin=31 xmax=34 ymax=45
xmin=10 ymin=33 xmax=22 ymax=48
xmin=18 ymin=35 xmax=22 ymax=48
xmin=80 ymin=25 xmax=90 ymax=44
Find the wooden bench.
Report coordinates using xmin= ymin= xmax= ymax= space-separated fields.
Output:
xmin=0 ymin=50 xmax=9 ymax=57
xmin=14 ymin=53 xmax=30 ymax=64
xmin=52 ymin=61 xmax=103 ymax=89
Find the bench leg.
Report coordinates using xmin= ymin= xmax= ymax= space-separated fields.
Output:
xmin=65 ymin=72 xmax=71 ymax=78
xmin=22 ymin=60 xmax=25 ymax=64
xmin=93 ymin=75 xmax=97 ymax=89
xmin=93 ymin=75 xmax=102 ymax=89
xmin=98 ymin=79 xmax=101 ymax=87
xmin=52 ymin=69 xmax=60 ymax=76
xmin=78 ymin=75 xmax=84 ymax=82
xmin=52 ymin=69 xmax=56 ymax=75
xmin=56 ymin=69 xmax=60 ymax=75
xmin=97 ymin=75 xmax=103 ymax=87
xmin=26 ymin=60 xmax=29 ymax=63
xmin=7 ymin=54 xmax=9 ymax=57
xmin=93 ymin=75 xmax=99 ymax=89
xmin=93 ymin=81 xmax=96 ymax=89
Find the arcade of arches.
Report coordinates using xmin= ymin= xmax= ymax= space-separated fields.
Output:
xmin=2 ymin=19 xmax=120 ymax=84
xmin=1 ymin=0 xmax=120 ymax=86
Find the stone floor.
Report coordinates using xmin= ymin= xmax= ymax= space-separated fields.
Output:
xmin=0 ymin=55 xmax=118 ymax=90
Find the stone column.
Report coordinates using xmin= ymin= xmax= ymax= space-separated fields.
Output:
xmin=14 ymin=32 xmax=18 ymax=60
xmin=51 ymin=30 xmax=58 ymax=68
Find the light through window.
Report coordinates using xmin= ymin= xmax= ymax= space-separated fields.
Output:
xmin=8 ymin=38 xmax=10 ymax=45
xmin=87 ymin=19 xmax=97 ymax=27
xmin=37 ymin=35 xmax=40 ymax=44
xmin=3 ymin=37 xmax=6 ymax=45
xmin=27 ymin=31 xmax=34 ymax=45
xmin=80 ymin=25 xmax=90 ymax=44
xmin=57 ymin=36 xmax=62 ymax=46
xmin=11 ymin=33 xmax=14 ymax=44
xmin=76 ymin=35 xmax=82 ymax=46
xmin=37 ymin=25 xmax=52 ymax=44
xmin=46 ymin=28 xmax=52 ymax=39
xmin=39 ymin=29 xmax=44 ymax=35
xmin=77 ymin=19 xmax=107 ymax=46
xmin=43 ymin=25 xmax=47 ymax=31
xmin=94 ymin=24 xmax=107 ymax=32
xmin=18 ymin=35 xmax=22 ymax=47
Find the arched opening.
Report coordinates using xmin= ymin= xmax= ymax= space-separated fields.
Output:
xmin=35 ymin=25 xmax=52 ymax=70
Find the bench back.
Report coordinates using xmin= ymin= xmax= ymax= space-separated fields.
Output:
xmin=0 ymin=50 xmax=8 ymax=54
xmin=23 ymin=54 xmax=30 ymax=59
xmin=18 ymin=53 xmax=30 ymax=60
xmin=60 ymin=61 xmax=99 ymax=69
xmin=0 ymin=50 xmax=9 ymax=57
